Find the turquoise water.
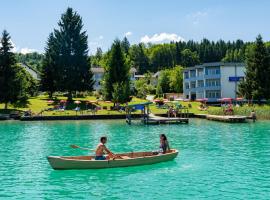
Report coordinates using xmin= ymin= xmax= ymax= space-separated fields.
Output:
xmin=0 ymin=119 xmax=270 ymax=199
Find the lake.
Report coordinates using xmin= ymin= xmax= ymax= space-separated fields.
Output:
xmin=0 ymin=119 xmax=270 ymax=199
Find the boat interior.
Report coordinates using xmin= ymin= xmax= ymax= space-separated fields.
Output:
xmin=59 ymin=149 xmax=177 ymax=160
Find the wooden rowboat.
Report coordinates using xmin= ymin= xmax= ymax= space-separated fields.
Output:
xmin=47 ymin=149 xmax=178 ymax=170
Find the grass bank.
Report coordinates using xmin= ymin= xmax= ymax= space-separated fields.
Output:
xmin=0 ymin=95 xmax=204 ymax=116
xmin=207 ymin=105 xmax=270 ymax=120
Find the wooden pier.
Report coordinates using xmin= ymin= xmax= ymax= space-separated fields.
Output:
xmin=146 ymin=115 xmax=189 ymax=125
xmin=125 ymin=102 xmax=189 ymax=125
xmin=206 ymin=115 xmax=247 ymax=123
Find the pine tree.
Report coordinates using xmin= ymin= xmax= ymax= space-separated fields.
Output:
xmin=103 ymin=39 xmax=130 ymax=101
xmin=121 ymin=37 xmax=130 ymax=55
xmin=40 ymin=33 xmax=59 ymax=98
xmin=53 ymin=7 xmax=94 ymax=99
xmin=239 ymin=35 xmax=270 ymax=100
xmin=0 ymin=30 xmax=32 ymax=109
xmin=129 ymin=43 xmax=149 ymax=74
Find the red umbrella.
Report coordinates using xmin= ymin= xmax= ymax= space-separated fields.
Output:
xmin=74 ymin=100 xmax=81 ymax=104
xmin=235 ymin=97 xmax=244 ymax=101
xmin=153 ymin=99 xmax=162 ymax=102
xmin=221 ymin=98 xmax=233 ymax=102
xmin=60 ymin=100 xmax=67 ymax=103
xmin=47 ymin=100 xmax=54 ymax=103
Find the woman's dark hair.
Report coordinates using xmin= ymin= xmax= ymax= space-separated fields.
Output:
xmin=100 ymin=136 xmax=107 ymax=142
xmin=160 ymin=134 xmax=167 ymax=141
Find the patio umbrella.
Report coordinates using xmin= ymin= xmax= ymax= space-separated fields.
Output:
xmin=47 ymin=100 xmax=54 ymax=103
xmin=235 ymin=97 xmax=244 ymax=101
xmin=60 ymin=100 xmax=67 ymax=103
xmin=74 ymin=100 xmax=81 ymax=104
xmin=153 ymin=99 xmax=162 ymax=102
xmin=88 ymin=100 xmax=97 ymax=104
xmin=163 ymin=99 xmax=170 ymax=103
xmin=175 ymin=98 xmax=184 ymax=101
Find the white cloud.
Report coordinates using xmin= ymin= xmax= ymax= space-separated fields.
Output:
xmin=10 ymin=40 xmax=18 ymax=53
xmin=140 ymin=33 xmax=184 ymax=43
xmin=1 ymin=39 xmax=38 ymax=54
xmin=125 ymin=31 xmax=132 ymax=37
xmin=186 ymin=11 xmax=208 ymax=25
xmin=20 ymin=48 xmax=37 ymax=54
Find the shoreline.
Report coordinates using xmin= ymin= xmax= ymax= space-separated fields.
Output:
xmin=19 ymin=113 xmax=194 ymax=121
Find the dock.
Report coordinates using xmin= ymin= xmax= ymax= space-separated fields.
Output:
xmin=125 ymin=102 xmax=189 ymax=125
xmin=206 ymin=115 xmax=247 ymax=123
xmin=146 ymin=115 xmax=189 ymax=124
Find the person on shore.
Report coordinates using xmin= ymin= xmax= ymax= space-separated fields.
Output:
xmin=95 ymin=136 xmax=114 ymax=160
xmin=160 ymin=134 xmax=170 ymax=154
xmin=250 ymin=110 xmax=257 ymax=122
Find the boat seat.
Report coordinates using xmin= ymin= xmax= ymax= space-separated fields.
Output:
xmin=121 ymin=156 xmax=131 ymax=159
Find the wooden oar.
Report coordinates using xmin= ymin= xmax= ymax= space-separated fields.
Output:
xmin=70 ymin=144 xmax=94 ymax=151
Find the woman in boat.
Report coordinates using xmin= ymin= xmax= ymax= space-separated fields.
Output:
xmin=160 ymin=134 xmax=170 ymax=154
xmin=95 ymin=136 xmax=114 ymax=160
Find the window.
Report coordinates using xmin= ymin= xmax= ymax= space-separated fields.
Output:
xmin=191 ymin=81 xmax=196 ymax=89
xmin=197 ymin=68 xmax=204 ymax=76
xmin=196 ymin=92 xmax=204 ymax=99
xmin=184 ymin=72 xmax=189 ymax=79
xmin=190 ymin=70 xmax=196 ymax=78
xmin=197 ymin=80 xmax=204 ymax=88
xmin=185 ymin=83 xmax=190 ymax=89
xmin=205 ymin=67 xmax=220 ymax=75
xmin=205 ymin=79 xmax=220 ymax=87
xmin=206 ymin=90 xmax=221 ymax=98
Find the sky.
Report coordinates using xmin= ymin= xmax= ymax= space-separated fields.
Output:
xmin=0 ymin=0 xmax=270 ymax=54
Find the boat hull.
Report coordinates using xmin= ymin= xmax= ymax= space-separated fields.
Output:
xmin=47 ymin=150 xmax=178 ymax=170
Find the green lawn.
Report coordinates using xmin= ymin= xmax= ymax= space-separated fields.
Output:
xmin=0 ymin=95 xmax=205 ymax=116
xmin=3 ymin=95 xmax=267 ymax=119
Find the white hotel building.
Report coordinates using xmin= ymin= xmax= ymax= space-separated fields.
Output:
xmin=183 ymin=62 xmax=246 ymax=102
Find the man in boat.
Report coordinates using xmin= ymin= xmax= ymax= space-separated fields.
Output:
xmin=95 ymin=136 xmax=114 ymax=160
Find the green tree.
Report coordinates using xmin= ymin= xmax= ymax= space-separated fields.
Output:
xmin=156 ymin=69 xmax=171 ymax=94
xmin=169 ymin=66 xmax=183 ymax=93
xmin=103 ymin=39 xmax=130 ymax=101
xmin=0 ymin=30 xmax=27 ymax=109
xmin=112 ymin=82 xmax=130 ymax=104
xmin=129 ymin=43 xmax=150 ymax=74
xmin=239 ymin=35 xmax=270 ymax=100
xmin=181 ymin=49 xmax=200 ymax=67
xmin=40 ymin=33 xmax=59 ymax=98
xmin=149 ymin=44 xmax=176 ymax=71
xmin=52 ymin=7 xmax=94 ymax=99
xmin=90 ymin=47 xmax=103 ymax=66
xmin=121 ymin=37 xmax=130 ymax=55
xmin=134 ymin=72 xmax=156 ymax=99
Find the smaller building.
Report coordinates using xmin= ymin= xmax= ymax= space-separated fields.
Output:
xmin=20 ymin=63 xmax=40 ymax=80
xmin=183 ymin=62 xmax=245 ymax=102
xmin=134 ymin=71 xmax=160 ymax=86
xmin=91 ymin=67 xmax=137 ymax=91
